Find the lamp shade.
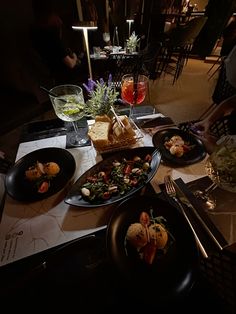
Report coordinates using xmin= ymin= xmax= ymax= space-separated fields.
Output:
xmin=72 ymin=21 xmax=98 ymax=30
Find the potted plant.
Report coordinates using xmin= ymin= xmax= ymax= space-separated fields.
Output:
xmin=126 ymin=31 xmax=140 ymax=53
xmin=83 ymin=74 xmax=119 ymax=118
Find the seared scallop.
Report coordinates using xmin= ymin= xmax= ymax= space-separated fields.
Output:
xmin=43 ymin=162 xmax=60 ymax=175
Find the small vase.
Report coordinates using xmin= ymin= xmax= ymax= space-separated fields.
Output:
xmin=126 ymin=46 xmax=136 ymax=54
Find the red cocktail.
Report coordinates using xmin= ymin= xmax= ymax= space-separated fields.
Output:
xmin=121 ymin=74 xmax=148 ymax=118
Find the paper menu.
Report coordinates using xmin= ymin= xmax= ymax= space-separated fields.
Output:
xmin=15 ymin=136 xmax=67 ymax=161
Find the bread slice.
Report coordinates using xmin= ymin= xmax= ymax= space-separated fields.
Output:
xmin=95 ymin=115 xmax=112 ymax=123
xmin=88 ymin=121 xmax=111 ymax=147
xmin=112 ymin=115 xmax=136 ymax=139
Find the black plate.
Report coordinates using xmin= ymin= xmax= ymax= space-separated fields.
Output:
xmin=106 ymin=195 xmax=198 ymax=303
xmin=5 ymin=148 xmax=76 ymax=202
xmin=152 ymin=128 xmax=206 ymax=166
xmin=64 ymin=147 xmax=161 ymax=208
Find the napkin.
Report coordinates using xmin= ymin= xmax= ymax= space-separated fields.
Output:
xmin=16 ymin=136 xmax=66 ymax=161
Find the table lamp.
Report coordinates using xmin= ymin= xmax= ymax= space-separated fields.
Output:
xmin=126 ymin=19 xmax=134 ymax=38
xmin=72 ymin=21 xmax=98 ymax=79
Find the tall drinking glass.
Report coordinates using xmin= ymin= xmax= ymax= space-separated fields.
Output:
xmin=49 ymin=84 xmax=87 ymax=147
xmin=194 ymin=136 xmax=236 ymax=211
xmin=121 ymin=74 xmax=148 ymax=120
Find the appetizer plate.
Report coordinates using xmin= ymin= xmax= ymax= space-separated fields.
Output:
xmin=152 ymin=128 xmax=206 ymax=166
xmin=5 ymin=148 xmax=76 ymax=202
xmin=64 ymin=147 xmax=161 ymax=208
xmin=106 ymin=195 xmax=198 ymax=302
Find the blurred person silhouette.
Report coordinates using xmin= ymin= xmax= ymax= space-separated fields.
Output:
xmin=193 ymin=95 xmax=236 ymax=136
xmin=191 ymin=47 xmax=236 ymax=152
xmin=31 ymin=3 xmax=86 ymax=85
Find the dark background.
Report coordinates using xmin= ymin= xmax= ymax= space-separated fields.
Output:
xmin=0 ymin=0 xmax=235 ymax=135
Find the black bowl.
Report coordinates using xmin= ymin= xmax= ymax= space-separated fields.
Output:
xmin=5 ymin=148 xmax=76 ymax=202
xmin=106 ymin=195 xmax=199 ymax=303
xmin=152 ymin=128 xmax=206 ymax=166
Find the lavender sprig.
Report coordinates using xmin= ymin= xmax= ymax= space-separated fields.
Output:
xmin=83 ymin=79 xmax=97 ymax=93
xmin=83 ymin=74 xmax=119 ymax=117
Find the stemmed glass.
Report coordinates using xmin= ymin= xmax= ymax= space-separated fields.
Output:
xmin=49 ymin=84 xmax=88 ymax=147
xmin=121 ymin=74 xmax=148 ymax=120
xmin=194 ymin=136 xmax=236 ymax=211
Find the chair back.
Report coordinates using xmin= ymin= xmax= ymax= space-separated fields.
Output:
xmin=168 ymin=16 xmax=208 ymax=47
xmin=212 ymin=62 xmax=236 ymax=104
xmin=185 ymin=16 xmax=208 ymax=44
xmin=138 ymin=42 xmax=162 ymax=80
xmin=107 ymin=53 xmax=140 ymax=89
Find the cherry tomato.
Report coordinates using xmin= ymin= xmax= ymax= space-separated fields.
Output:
xmin=102 ymin=192 xmax=111 ymax=200
xmin=140 ymin=212 xmax=150 ymax=226
xmin=145 ymin=154 xmax=152 ymax=162
xmin=38 ymin=181 xmax=49 ymax=193
xmin=124 ymin=165 xmax=132 ymax=175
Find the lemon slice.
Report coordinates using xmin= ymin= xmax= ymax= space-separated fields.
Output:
xmin=63 ymin=108 xmax=82 ymax=115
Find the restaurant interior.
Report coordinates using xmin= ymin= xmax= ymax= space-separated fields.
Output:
xmin=0 ymin=0 xmax=236 ymax=313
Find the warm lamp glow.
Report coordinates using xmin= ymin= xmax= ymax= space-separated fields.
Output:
xmin=126 ymin=19 xmax=134 ymax=38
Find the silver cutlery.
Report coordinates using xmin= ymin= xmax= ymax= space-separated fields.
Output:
xmin=164 ymin=175 xmax=208 ymax=258
xmin=172 ymin=181 xmax=224 ymax=250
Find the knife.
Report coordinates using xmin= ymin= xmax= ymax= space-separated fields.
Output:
xmin=173 ymin=181 xmax=223 ymax=251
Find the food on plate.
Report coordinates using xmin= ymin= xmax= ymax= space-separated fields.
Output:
xmin=25 ymin=161 xmax=60 ymax=193
xmin=43 ymin=162 xmax=60 ymax=175
xmin=80 ymin=153 xmax=152 ymax=204
xmin=126 ymin=223 xmax=148 ymax=249
xmin=95 ymin=114 xmax=112 ymax=123
xmin=88 ymin=121 xmax=111 ymax=147
xmin=112 ymin=115 xmax=136 ymax=139
xmin=125 ymin=210 xmax=173 ymax=265
xmin=148 ymin=223 xmax=168 ymax=249
xmin=88 ymin=115 xmax=137 ymax=150
xmin=206 ymin=140 xmax=236 ymax=192
xmin=164 ymin=135 xmax=193 ymax=157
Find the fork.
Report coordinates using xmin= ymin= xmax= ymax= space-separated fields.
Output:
xmin=164 ymin=175 xmax=208 ymax=258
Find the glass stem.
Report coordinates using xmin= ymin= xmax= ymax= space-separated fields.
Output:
xmin=130 ymin=105 xmax=134 ymax=119
xmin=72 ymin=121 xmax=79 ymax=134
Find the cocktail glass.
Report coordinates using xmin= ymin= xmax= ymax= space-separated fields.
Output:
xmin=121 ymin=74 xmax=148 ymax=120
xmin=49 ymin=84 xmax=88 ymax=147
xmin=194 ymin=136 xmax=236 ymax=211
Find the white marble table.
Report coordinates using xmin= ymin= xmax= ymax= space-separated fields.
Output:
xmin=0 ymin=126 xmax=208 ymax=266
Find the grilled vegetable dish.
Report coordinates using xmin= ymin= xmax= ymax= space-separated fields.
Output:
xmin=81 ymin=153 xmax=152 ymax=204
